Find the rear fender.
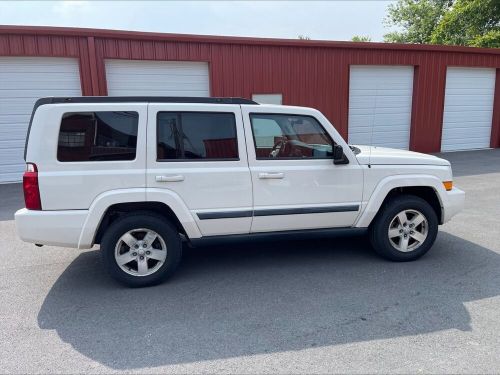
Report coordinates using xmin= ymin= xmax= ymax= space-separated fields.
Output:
xmin=78 ymin=188 xmax=201 ymax=249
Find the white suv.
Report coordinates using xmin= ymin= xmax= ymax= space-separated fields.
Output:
xmin=16 ymin=97 xmax=465 ymax=287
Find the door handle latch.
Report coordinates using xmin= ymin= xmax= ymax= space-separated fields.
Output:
xmin=258 ymin=172 xmax=284 ymax=179
xmin=155 ymin=175 xmax=185 ymax=182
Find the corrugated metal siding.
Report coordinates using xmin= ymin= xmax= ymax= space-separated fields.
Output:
xmin=0 ymin=26 xmax=499 ymax=152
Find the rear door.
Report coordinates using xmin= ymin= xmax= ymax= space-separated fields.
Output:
xmin=146 ymin=103 xmax=252 ymax=236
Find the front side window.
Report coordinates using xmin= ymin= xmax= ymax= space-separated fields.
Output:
xmin=57 ymin=111 xmax=138 ymax=162
xmin=157 ymin=112 xmax=238 ymax=160
xmin=250 ymin=114 xmax=334 ymax=159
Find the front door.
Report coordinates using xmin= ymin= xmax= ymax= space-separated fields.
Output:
xmin=147 ymin=103 xmax=252 ymax=236
xmin=241 ymin=106 xmax=363 ymax=233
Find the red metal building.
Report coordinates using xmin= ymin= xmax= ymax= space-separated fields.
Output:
xmin=0 ymin=25 xmax=499 ymax=182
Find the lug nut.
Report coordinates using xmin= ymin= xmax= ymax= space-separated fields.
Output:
xmin=410 ymin=231 xmax=414 ymax=234
xmin=139 ymin=256 xmax=144 ymax=260
xmin=132 ymin=252 xmax=137 ymax=256
xmin=143 ymin=243 xmax=147 ymax=248
xmin=404 ymin=234 xmax=407 ymax=238
xmin=146 ymin=251 xmax=151 ymax=255
xmin=399 ymin=229 xmax=403 ymax=233
xmin=134 ymin=244 xmax=139 ymax=249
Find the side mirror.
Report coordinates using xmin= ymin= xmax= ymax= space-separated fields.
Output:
xmin=333 ymin=144 xmax=349 ymax=165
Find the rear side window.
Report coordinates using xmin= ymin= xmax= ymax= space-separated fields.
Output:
xmin=157 ymin=112 xmax=238 ymax=161
xmin=57 ymin=111 xmax=138 ymax=162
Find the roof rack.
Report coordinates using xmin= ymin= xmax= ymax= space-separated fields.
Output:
xmin=34 ymin=96 xmax=258 ymax=108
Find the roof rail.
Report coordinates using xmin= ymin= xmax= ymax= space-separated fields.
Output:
xmin=34 ymin=96 xmax=258 ymax=108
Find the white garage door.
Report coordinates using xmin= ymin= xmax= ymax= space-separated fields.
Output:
xmin=0 ymin=57 xmax=81 ymax=183
xmin=441 ymin=68 xmax=495 ymax=152
xmin=348 ymin=66 xmax=414 ymax=149
xmin=105 ymin=60 xmax=210 ymax=96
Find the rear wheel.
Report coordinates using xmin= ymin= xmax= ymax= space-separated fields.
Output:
xmin=101 ymin=212 xmax=182 ymax=287
xmin=369 ymin=195 xmax=438 ymax=261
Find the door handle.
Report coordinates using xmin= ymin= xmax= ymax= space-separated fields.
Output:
xmin=155 ymin=175 xmax=185 ymax=182
xmin=258 ymin=172 xmax=284 ymax=179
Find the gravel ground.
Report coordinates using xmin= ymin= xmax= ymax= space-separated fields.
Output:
xmin=0 ymin=149 xmax=499 ymax=374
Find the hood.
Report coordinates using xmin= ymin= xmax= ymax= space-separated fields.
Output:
xmin=353 ymin=145 xmax=450 ymax=166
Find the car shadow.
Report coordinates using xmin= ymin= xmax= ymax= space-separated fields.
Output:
xmin=37 ymin=232 xmax=500 ymax=370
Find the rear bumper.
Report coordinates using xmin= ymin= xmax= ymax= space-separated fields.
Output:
xmin=442 ymin=187 xmax=465 ymax=223
xmin=15 ymin=208 xmax=88 ymax=248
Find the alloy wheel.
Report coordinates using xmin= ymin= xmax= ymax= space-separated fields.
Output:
xmin=114 ymin=228 xmax=167 ymax=276
xmin=388 ymin=209 xmax=428 ymax=252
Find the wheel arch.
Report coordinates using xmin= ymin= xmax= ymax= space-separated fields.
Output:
xmin=93 ymin=202 xmax=187 ymax=245
xmin=77 ymin=188 xmax=202 ymax=249
xmin=355 ymin=175 xmax=447 ymax=228
xmin=373 ymin=186 xmax=443 ymax=225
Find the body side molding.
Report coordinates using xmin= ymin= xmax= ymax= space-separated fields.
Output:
xmin=196 ymin=205 xmax=360 ymax=220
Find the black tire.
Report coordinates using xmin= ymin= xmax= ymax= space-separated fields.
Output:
xmin=100 ymin=211 xmax=182 ymax=287
xmin=369 ymin=194 xmax=438 ymax=262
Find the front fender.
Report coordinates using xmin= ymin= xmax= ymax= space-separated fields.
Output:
xmin=355 ymin=174 xmax=448 ymax=228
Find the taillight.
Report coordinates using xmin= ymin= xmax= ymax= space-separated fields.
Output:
xmin=23 ymin=163 xmax=41 ymax=210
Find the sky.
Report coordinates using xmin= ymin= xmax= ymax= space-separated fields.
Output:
xmin=0 ymin=1 xmax=396 ymax=42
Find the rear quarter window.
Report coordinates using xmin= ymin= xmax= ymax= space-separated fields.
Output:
xmin=57 ymin=111 xmax=139 ymax=162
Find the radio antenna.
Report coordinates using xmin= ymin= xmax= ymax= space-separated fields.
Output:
xmin=369 ymin=84 xmax=380 ymax=165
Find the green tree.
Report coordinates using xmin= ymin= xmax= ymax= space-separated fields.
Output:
xmin=384 ymin=0 xmax=500 ymax=48
xmin=384 ymin=0 xmax=452 ymax=43
xmin=351 ymin=35 xmax=372 ymax=42
xmin=431 ymin=0 xmax=500 ymax=47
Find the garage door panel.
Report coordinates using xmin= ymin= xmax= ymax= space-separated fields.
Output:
xmin=107 ymin=82 xmax=208 ymax=90
xmin=0 ymin=99 xmax=54 ymax=116
xmin=442 ymin=126 xmax=491 ymax=136
xmin=445 ymin=77 xmax=495 ymax=89
xmin=349 ymin=88 xmax=413 ymax=96
xmin=444 ymin=94 xmax=494 ymax=106
xmin=441 ymin=67 xmax=495 ymax=152
xmin=0 ymin=89 xmax=81 ymax=99
xmin=105 ymin=59 xmax=210 ymax=97
xmin=349 ymin=96 xmax=412 ymax=109
xmin=349 ymin=107 xmax=412 ymax=116
xmin=0 ymin=147 xmax=24 ymax=164
xmin=0 ymin=57 xmax=81 ymax=183
xmin=349 ymin=115 xmax=412 ymax=127
xmin=107 ymin=77 xmax=209 ymax=87
xmin=0 ymin=114 xmax=31 ymax=125
xmin=0 ymin=129 xmax=27 ymax=142
xmin=444 ymin=111 xmax=493 ymax=124
xmin=107 ymin=89 xmax=211 ymax=97
xmin=348 ymin=65 xmax=414 ymax=150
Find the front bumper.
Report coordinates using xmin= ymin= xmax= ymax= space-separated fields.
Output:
xmin=15 ymin=208 xmax=88 ymax=248
xmin=442 ymin=187 xmax=465 ymax=223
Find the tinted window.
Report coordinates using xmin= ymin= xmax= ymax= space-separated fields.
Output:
xmin=250 ymin=114 xmax=334 ymax=159
xmin=57 ymin=111 xmax=138 ymax=162
xmin=157 ymin=112 xmax=238 ymax=160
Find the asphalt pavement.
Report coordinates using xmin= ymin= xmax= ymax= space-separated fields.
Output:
xmin=0 ymin=149 xmax=499 ymax=373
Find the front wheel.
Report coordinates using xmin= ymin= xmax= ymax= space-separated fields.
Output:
xmin=101 ymin=212 xmax=182 ymax=287
xmin=369 ymin=195 xmax=438 ymax=261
